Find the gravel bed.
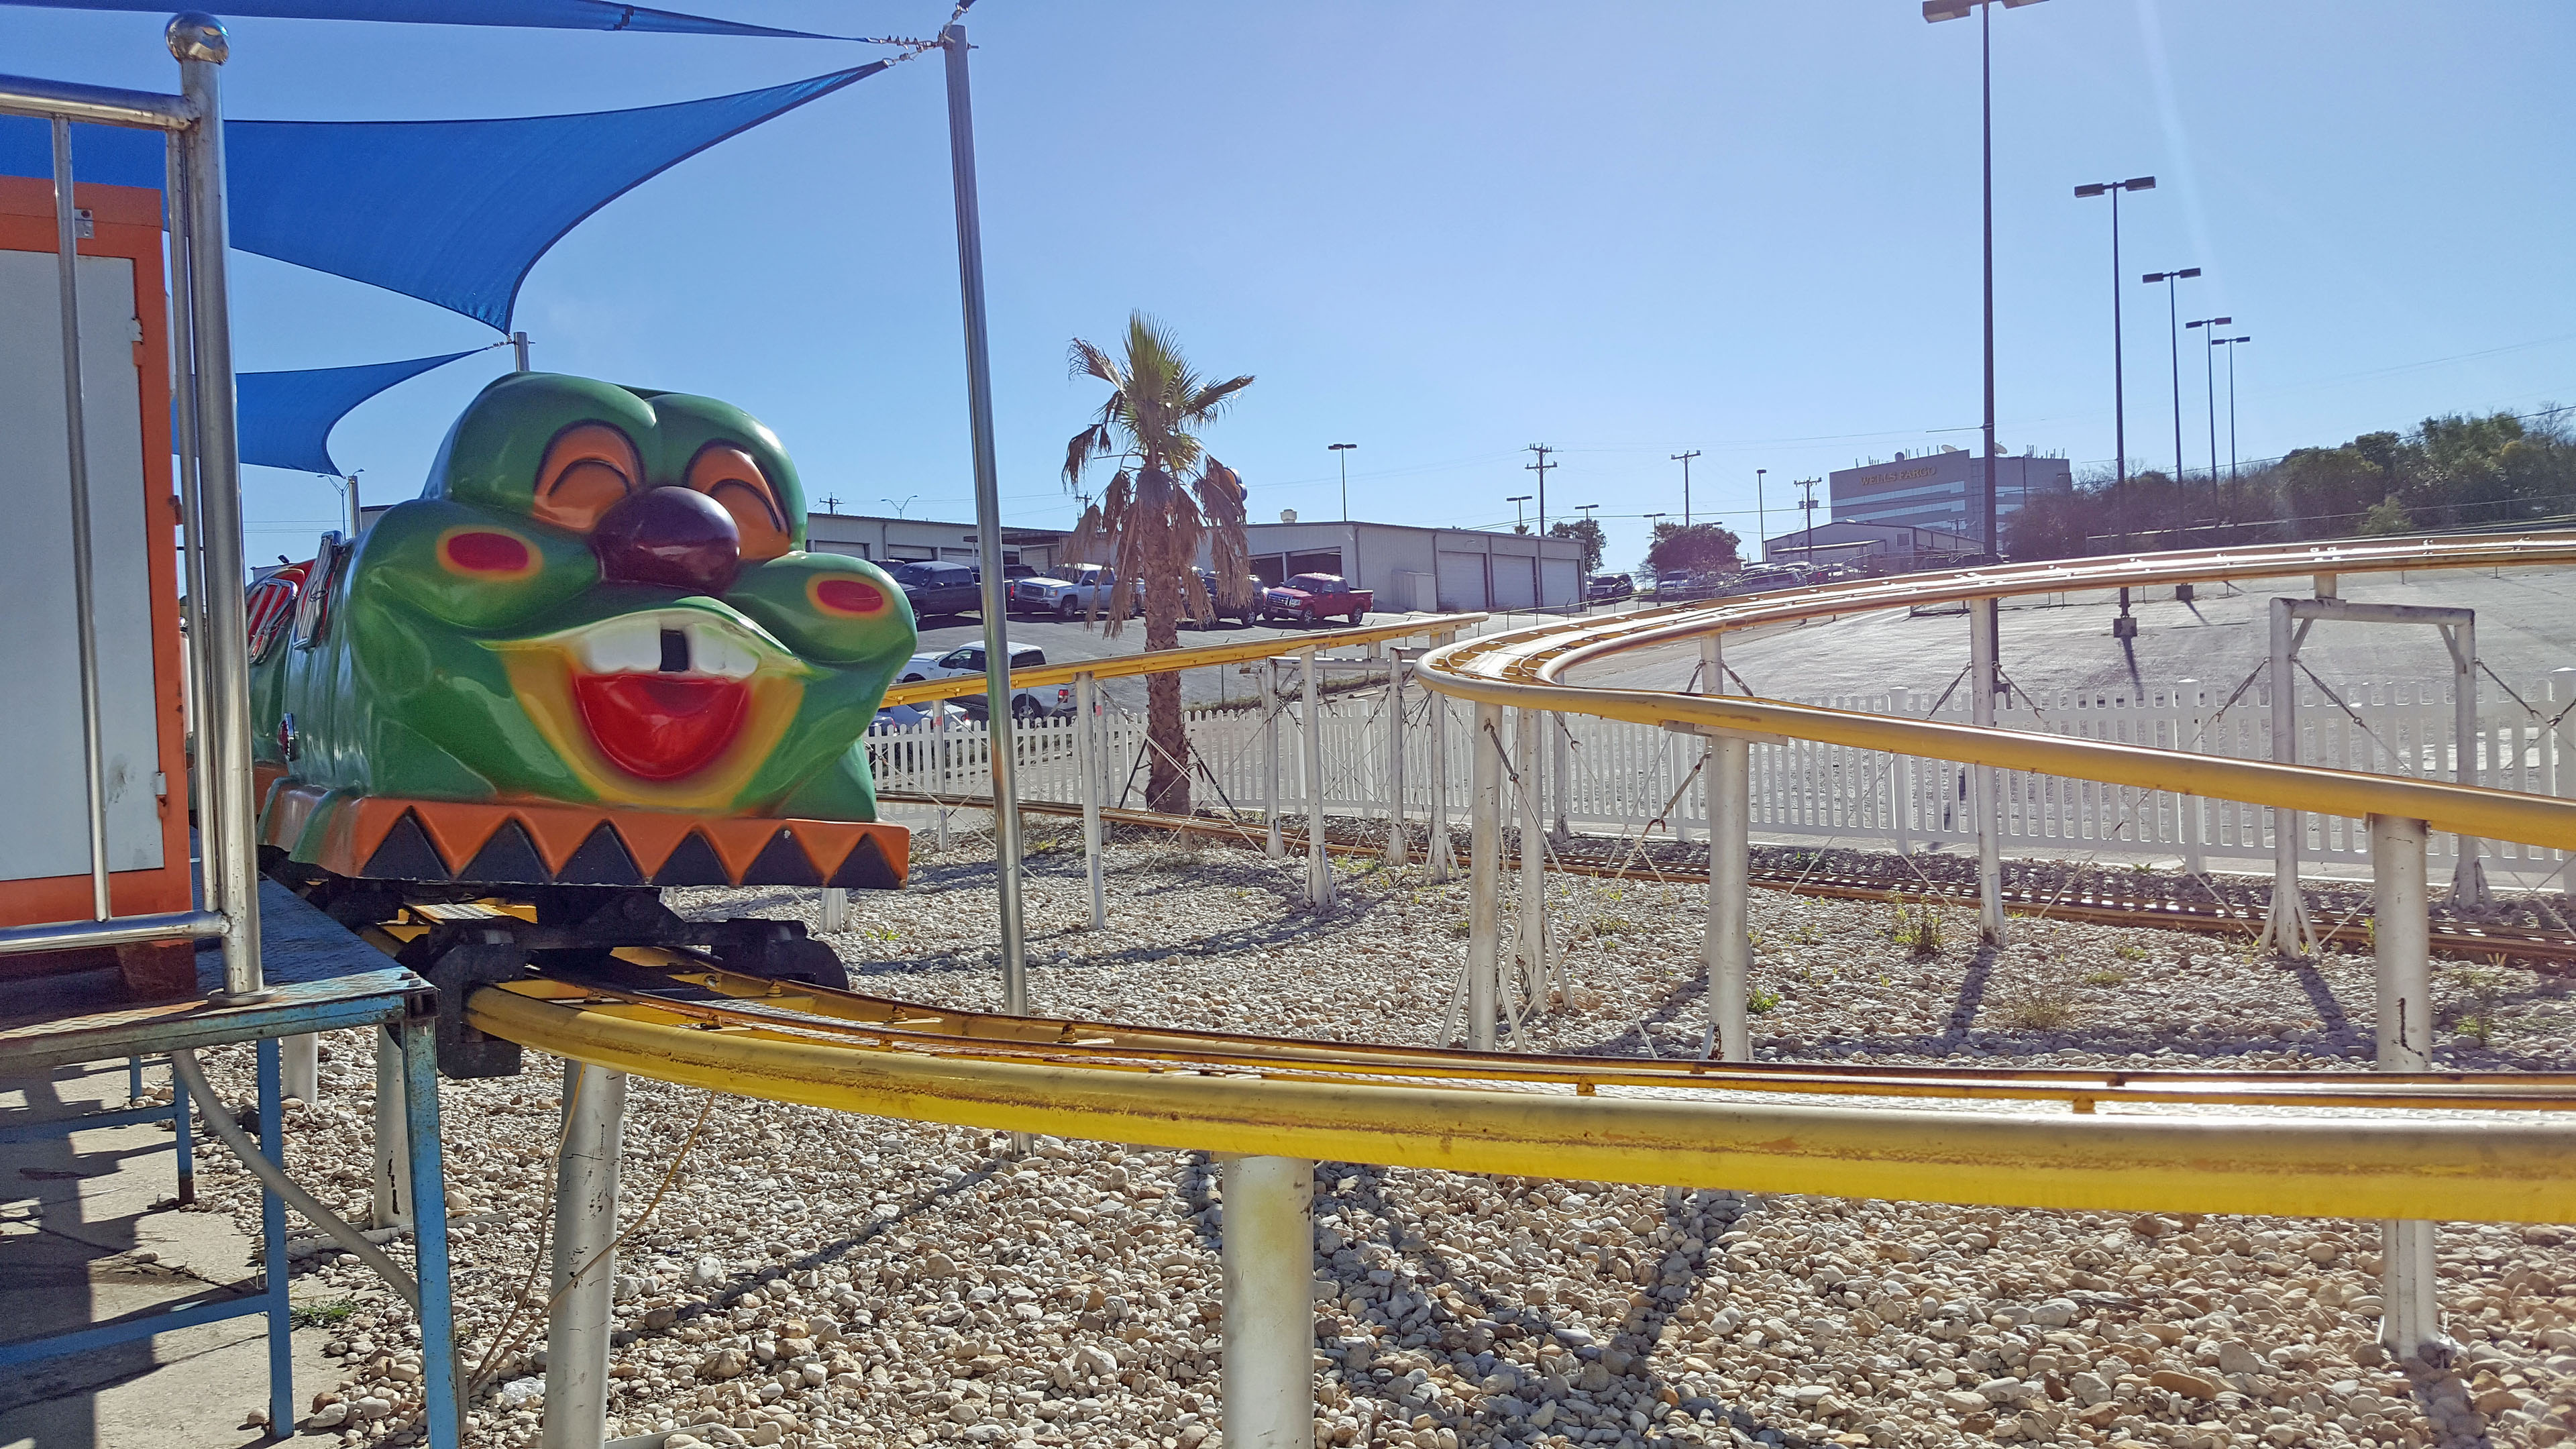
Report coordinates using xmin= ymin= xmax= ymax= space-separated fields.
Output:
xmin=162 ymin=821 xmax=2576 ymax=1449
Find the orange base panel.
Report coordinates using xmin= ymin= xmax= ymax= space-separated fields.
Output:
xmin=262 ymin=782 xmax=908 ymax=891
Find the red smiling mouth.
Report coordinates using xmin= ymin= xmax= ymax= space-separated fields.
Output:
xmin=572 ymin=673 xmax=749 ymax=780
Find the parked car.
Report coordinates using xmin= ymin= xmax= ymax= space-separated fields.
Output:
xmin=897 ymin=643 xmax=1073 ymax=719
xmin=1008 ymin=564 xmax=1134 ymax=619
xmin=891 ymin=559 xmax=981 ymax=619
xmin=1189 ymin=567 xmax=1263 ymax=626
xmin=1585 ymin=573 xmax=1634 ymax=602
xmin=1263 ymin=572 xmax=1372 ymax=626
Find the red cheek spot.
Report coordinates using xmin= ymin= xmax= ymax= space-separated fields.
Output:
xmin=443 ymin=530 xmax=532 ymax=574
xmin=814 ymin=578 xmax=885 ymax=615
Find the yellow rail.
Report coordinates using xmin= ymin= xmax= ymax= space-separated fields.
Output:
xmin=453 ymin=533 xmax=2576 ymax=1222
xmin=878 ymin=612 xmax=1487 ymax=707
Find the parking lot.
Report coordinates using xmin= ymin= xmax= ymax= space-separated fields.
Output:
xmin=906 ymin=605 xmax=1417 ymax=710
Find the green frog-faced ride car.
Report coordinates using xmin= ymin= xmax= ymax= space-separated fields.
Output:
xmin=246 ymin=374 xmax=917 ymax=1071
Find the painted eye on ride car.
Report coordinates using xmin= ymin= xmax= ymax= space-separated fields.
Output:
xmin=687 ymin=443 xmax=792 ymax=563
xmin=437 ymin=527 xmax=539 ymax=579
xmin=810 ymin=576 xmax=888 ymax=617
xmin=534 ymin=423 xmax=643 ymax=533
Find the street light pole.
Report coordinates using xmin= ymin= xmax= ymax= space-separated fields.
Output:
xmin=2213 ymin=335 xmax=2251 ymax=480
xmin=1330 ymin=442 xmax=1356 ymax=521
xmin=1507 ymin=494 xmax=1532 ymax=533
xmin=1671 ymin=449 xmax=1699 ymax=527
xmin=2185 ymin=315 xmax=2232 ymax=487
xmin=1754 ymin=468 xmax=1766 ymax=561
xmin=2074 ymin=176 xmax=2155 ymax=484
xmin=2143 ymin=266 xmax=2201 ymax=480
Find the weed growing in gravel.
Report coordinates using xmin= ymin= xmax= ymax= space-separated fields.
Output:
xmin=1886 ymin=903 xmax=1944 ymax=958
xmin=1588 ymin=916 xmax=1636 ymax=939
xmin=2446 ymin=965 xmax=2510 ymax=1045
xmin=1748 ymin=987 xmax=1782 ymax=1014
xmin=291 ymin=1299 xmax=358 ymax=1329
xmin=2112 ymin=943 xmax=2147 ymax=961
xmin=1993 ymin=981 xmax=2079 ymax=1031
xmin=2082 ymin=968 xmax=2129 ymax=987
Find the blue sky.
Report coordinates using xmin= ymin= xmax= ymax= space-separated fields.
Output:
xmin=9 ymin=0 xmax=2571 ymax=575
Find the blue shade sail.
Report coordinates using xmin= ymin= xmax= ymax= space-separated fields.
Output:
xmin=0 ymin=64 xmax=886 ymax=329
xmin=237 ymin=349 xmax=481 ymax=474
xmin=0 ymin=0 xmax=848 ymax=39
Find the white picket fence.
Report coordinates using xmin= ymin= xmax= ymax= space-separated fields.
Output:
xmin=865 ymin=668 xmax=2576 ymax=884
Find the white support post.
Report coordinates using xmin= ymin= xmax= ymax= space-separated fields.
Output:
xmin=1467 ymin=702 xmax=1502 ymax=1050
xmin=1263 ymin=659 xmax=1283 ymax=859
xmin=1549 ymin=712 xmax=1572 ymax=842
xmin=1385 ymin=653 xmax=1408 ymax=867
xmin=369 ymin=1026 xmax=410 ymax=1230
xmin=1705 ymin=734 xmax=1751 ymax=1061
xmin=2261 ymin=598 xmax=2316 ymax=955
xmin=2369 ymin=812 xmax=2451 ymax=1364
xmin=2178 ymin=679 xmax=2207 ymax=879
xmin=281 ymin=1032 xmax=317 ymax=1105
xmin=2445 ymin=621 xmax=2489 ymax=904
xmin=1968 ymin=597 xmax=2007 ymax=945
xmin=542 ymin=1061 xmax=626 ymax=1449
xmin=933 ymin=704 xmax=952 ymax=851
xmin=1219 ymin=1155 xmax=1316 ymax=1449
xmin=1076 ymin=671 xmax=1106 ymax=928
xmin=1302 ymin=649 xmax=1332 ymax=907
xmin=1888 ymin=686 xmax=1913 ymax=855
xmin=818 ymin=887 xmax=849 ymax=934
xmin=1427 ymin=639 xmax=1453 ymax=881
xmin=1513 ymin=708 xmax=1549 ymax=1017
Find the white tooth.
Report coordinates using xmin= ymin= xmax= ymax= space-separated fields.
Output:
xmin=687 ymin=622 xmax=757 ymax=679
xmin=581 ymin=617 xmax=661 ymax=674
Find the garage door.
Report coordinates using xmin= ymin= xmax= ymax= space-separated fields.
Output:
xmin=1435 ymin=551 xmax=1486 ymax=611
xmin=1539 ymin=557 xmax=1580 ymax=609
xmin=1491 ymin=555 xmax=1536 ymax=610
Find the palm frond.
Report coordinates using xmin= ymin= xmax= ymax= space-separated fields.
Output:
xmin=1180 ymin=374 xmax=1256 ymax=425
xmin=1061 ymin=422 xmax=1111 ymax=491
xmin=1067 ymin=337 xmax=1123 ymax=388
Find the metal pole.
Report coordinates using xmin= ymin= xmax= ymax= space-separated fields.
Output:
xmin=165 ymin=128 xmax=217 ymax=926
xmin=1514 ymin=708 xmax=1548 ymax=1012
xmin=1384 ymin=654 xmax=1407 ymax=867
xmin=2368 ymin=812 xmax=2448 ymax=1363
xmin=2165 ymin=276 xmax=2184 ymax=480
xmin=2448 ymin=622 xmax=2489 ymax=904
xmin=2202 ymin=325 xmax=2218 ymax=492
xmin=1968 ymin=598 xmax=2006 ymax=943
xmin=1077 ymin=671 xmax=1106 ymax=927
xmin=1467 ymin=702 xmax=1501 ymax=1050
xmin=1218 ymin=1155 xmax=1315 ymax=1449
xmin=282 ymin=1032 xmax=317 ymax=1104
xmin=932 ymin=706 xmax=951 ymax=851
xmin=371 ymin=1026 xmax=410 ymax=1230
xmin=941 ymin=21 xmax=1026 ymax=1017
xmin=1706 ymin=733 xmax=1750 ymax=1061
xmin=543 ymin=1061 xmax=624 ymax=1449
xmin=1263 ymin=659 xmax=1283 ymax=859
xmin=2110 ymin=184 xmax=2127 ymax=484
xmin=818 ymin=886 xmax=848 ymax=933
xmin=1978 ymin=0 xmax=1997 ymax=556
xmin=2225 ymin=341 xmax=2240 ymax=480
xmin=173 ymin=15 xmax=264 ymax=1002
xmin=256 ymin=1038 xmax=292 ymax=1434
xmin=2261 ymin=598 xmax=2313 ymax=955
xmin=511 ymin=331 xmax=530 ymax=372
xmin=1301 ymin=649 xmax=1330 ymax=907
xmin=400 ymin=1010 xmax=462 ymax=1449
xmin=343 ymin=474 xmax=362 ymax=537
xmin=50 ymin=119 xmax=112 ymax=922
xmin=1426 ymin=639 xmax=1452 ymax=880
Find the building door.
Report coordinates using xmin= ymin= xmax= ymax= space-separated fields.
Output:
xmin=1434 ymin=551 xmax=1486 ymax=610
xmin=1491 ymin=555 xmax=1537 ymax=610
xmin=1539 ymin=557 xmax=1580 ymax=609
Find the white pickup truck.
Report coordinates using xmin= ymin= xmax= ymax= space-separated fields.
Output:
xmin=1007 ymin=564 xmax=1138 ymax=619
xmin=896 ymin=643 xmax=1073 ymax=720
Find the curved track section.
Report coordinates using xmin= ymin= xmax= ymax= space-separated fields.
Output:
xmin=464 ymin=536 xmax=2576 ymax=1222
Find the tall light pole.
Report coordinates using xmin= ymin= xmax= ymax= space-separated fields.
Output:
xmin=2142 ymin=266 xmax=2202 ymax=480
xmin=1329 ymin=441 xmax=1356 ymax=521
xmin=1671 ymin=449 xmax=1699 ymax=526
xmin=2185 ymin=315 xmax=2231 ymax=485
xmin=1924 ymin=0 xmax=2050 ymax=563
xmin=1507 ymin=494 xmax=1532 ymax=533
xmin=2212 ymin=335 xmax=2251 ymax=480
xmin=1754 ymin=468 xmax=1767 ymax=561
xmin=2074 ymin=175 xmax=2155 ymax=484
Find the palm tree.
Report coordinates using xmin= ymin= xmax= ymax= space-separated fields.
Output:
xmin=1061 ymin=313 xmax=1255 ymax=814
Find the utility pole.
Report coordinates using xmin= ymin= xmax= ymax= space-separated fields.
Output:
xmin=1797 ymin=478 xmax=1821 ymax=564
xmin=1525 ymin=444 xmax=1556 ymax=609
xmin=1671 ymin=449 xmax=1699 ymax=527
xmin=1754 ymin=468 xmax=1766 ymax=563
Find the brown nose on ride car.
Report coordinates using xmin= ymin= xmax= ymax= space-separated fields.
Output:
xmin=592 ymin=484 xmax=743 ymax=594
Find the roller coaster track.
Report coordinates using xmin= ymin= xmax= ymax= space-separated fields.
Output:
xmin=467 ymin=533 xmax=2576 ymax=1221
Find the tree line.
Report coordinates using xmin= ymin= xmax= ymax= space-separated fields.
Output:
xmin=2007 ymin=406 xmax=2576 ymax=561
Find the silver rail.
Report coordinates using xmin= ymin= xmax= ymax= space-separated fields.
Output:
xmin=0 ymin=72 xmax=196 ymax=129
xmin=0 ymin=910 xmax=228 ymax=957
xmin=50 ymin=119 xmax=111 ymax=921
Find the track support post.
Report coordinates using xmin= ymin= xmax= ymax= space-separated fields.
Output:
xmin=1468 ymin=702 xmax=1503 ymax=1050
xmin=371 ymin=1026 xmax=411 ymax=1230
xmin=1076 ymin=670 xmax=1106 ymax=928
xmin=282 ymin=1032 xmax=317 ymax=1106
xmin=818 ymin=887 xmax=848 ymax=934
xmin=2370 ymin=812 xmax=2452 ymax=1364
xmin=1705 ymin=734 xmax=1751 ymax=1060
xmin=2261 ymin=598 xmax=2316 ymax=955
xmin=1303 ymin=649 xmax=1332 ymax=907
xmin=1263 ymin=658 xmax=1283 ymax=859
xmin=2442 ymin=619 xmax=2489 ymax=905
xmin=1427 ymin=636 xmax=1453 ymax=880
xmin=1550 ymin=712 xmax=1572 ymax=842
xmin=1219 ymin=1155 xmax=1315 ymax=1449
xmin=1968 ymin=597 xmax=2007 ymax=945
xmin=1513 ymin=707 xmax=1549 ymax=1021
xmin=1385 ymin=652 xmax=1408 ymax=867
xmin=543 ymin=1061 xmax=625 ymax=1449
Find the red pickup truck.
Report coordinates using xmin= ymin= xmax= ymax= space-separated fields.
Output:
xmin=1263 ymin=572 xmax=1373 ymax=627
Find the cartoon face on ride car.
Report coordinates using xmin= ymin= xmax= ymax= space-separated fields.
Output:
xmin=252 ymin=373 xmax=915 ymax=820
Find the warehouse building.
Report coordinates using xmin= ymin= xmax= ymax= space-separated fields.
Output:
xmin=1829 ymin=447 xmax=2073 ymax=539
xmin=1199 ymin=517 xmax=1587 ymax=613
xmin=800 ymin=511 xmax=1071 ymax=572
